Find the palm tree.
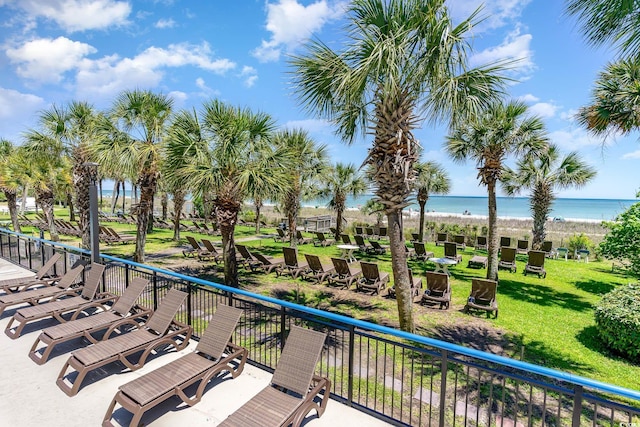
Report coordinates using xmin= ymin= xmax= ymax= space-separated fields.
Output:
xmin=576 ymin=58 xmax=640 ymax=137
xmin=361 ymin=198 xmax=385 ymax=229
xmin=502 ymin=145 xmax=596 ymax=248
xmin=165 ymin=100 xmax=288 ymax=287
xmin=318 ymin=163 xmax=367 ymax=238
xmin=290 ymin=0 xmax=507 ymax=331
xmin=274 ymin=129 xmax=328 ymax=246
xmin=566 ymin=0 xmax=640 ymax=60
xmin=413 ymin=161 xmax=450 ymax=241
xmin=19 ymin=102 xmax=104 ymax=249
xmin=446 ymin=100 xmax=548 ymax=281
xmin=95 ymin=89 xmax=173 ymax=263
xmin=0 ymin=140 xmax=27 ymax=233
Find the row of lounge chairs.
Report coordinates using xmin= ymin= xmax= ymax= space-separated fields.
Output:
xmin=498 ymin=248 xmax=548 ymax=278
xmin=354 ymin=226 xmax=388 ymax=240
xmin=2 ymin=260 xmax=332 ymax=426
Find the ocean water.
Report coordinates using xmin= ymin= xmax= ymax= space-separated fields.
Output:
xmin=304 ymin=195 xmax=638 ymax=221
xmin=100 ymin=189 xmax=636 ymax=222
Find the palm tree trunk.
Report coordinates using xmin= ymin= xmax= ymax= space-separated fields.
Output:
xmin=37 ymin=189 xmax=59 ymax=241
xmin=67 ymin=192 xmax=75 ymax=222
xmin=161 ymin=192 xmax=168 ymax=220
xmin=214 ymin=196 xmax=241 ymax=287
xmin=172 ymin=189 xmax=185 ymax=241
xmin=387 ymin=209 xmax=414 ymax=332
xmin=74 ymin=162 xmax=93 ymax=250
xmin=284 ymin=190 xmax=298 ymax=246
xmin=335 ymin=194 xmax=346 ymax=238
xmin=110 ymin=180 xmax=120 ymax=213
xmin=418 ymin=199 xmax=426 ymax=241
xmin=486 ymin=180 xmax=499 ymax=281
xmin=20 ymin=184 xmax=29 ymax=214
xmin=134 ymin=173 xmax=157 ymax=263
xmin=254 ymin=198 xmax=263 ymax=234
xmin=5 ymin=191 xmax=21 ymax=233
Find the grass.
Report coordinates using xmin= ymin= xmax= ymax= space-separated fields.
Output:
xmin=7 ymin=208 xmax=640 ymax=391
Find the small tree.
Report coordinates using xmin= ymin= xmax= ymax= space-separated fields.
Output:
xmin=599 ymin=202 xmax=640 ymax=277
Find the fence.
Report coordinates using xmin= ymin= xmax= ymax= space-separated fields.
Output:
xmin=1 ymin=228 xmax=639 ymax=426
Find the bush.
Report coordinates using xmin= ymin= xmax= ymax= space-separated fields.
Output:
xmin=567 ymin=232 xmax=593 ymax=257
xmin=595 ymin=283 xmax=640 ymax=361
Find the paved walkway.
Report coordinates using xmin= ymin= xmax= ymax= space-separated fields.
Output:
xmin=0 ymin=258 xmax=390 ymax=427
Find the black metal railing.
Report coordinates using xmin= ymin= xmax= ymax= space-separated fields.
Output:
xmin=1 ymin=229 xmax=639 ymax=427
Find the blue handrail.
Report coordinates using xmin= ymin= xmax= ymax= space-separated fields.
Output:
xmin=4 ymin=228 xmax=640 ymax=402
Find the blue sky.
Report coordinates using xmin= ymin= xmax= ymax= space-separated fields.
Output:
xmin=0 ymin=0 xmax=637 ymax=200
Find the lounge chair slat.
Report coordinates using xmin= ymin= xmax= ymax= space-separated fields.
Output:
xmin=272 ymin=325 xmax=325 ymax=396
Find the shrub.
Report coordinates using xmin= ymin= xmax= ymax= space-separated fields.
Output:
xmin=595 ymin=283 xmax=640 ymax=361
xmin=599 ymin=202 xmax=640 ymax=277
xmin=567 ymin=232 xmax=593 ymax=257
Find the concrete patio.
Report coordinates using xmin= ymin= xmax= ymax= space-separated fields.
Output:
xmin=0 ymin=259 xmax=390 ymax=426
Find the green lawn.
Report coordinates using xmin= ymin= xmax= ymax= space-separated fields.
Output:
xmin=8 ymin=210 xmax=639 ymax=391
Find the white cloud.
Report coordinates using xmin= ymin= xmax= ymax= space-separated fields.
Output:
xmin=518 ymin=93 xmax=539 ymax=103
xmin=239 ymin=66 xmax=258 ymax=88
xmin=74 ymin=43 xmax=235 ymax=98
xmin=0 ymin=87 xmax=45 ymax=140
xmin=471 ymin=26 xmax=534 ymax=76
xmin=549 ymin=127 xmax=611 ymax=151
xmin=448 ymin=0 xmax=532 ymax=31
xmin=622 ymin=150 xmax=640 ymax=160
xmin=284 ymin=118 xmax=332 ymax=133
xmin=529 ymin=102 xmax=559 ymax=118
xmin=193 ymin=77 xmax=220 ymax=98
xmin=6 ymin=36 xmax=96 ymax=83
xmin=252 ymin=0 xmax=345 ymax=63
xmin=155 ymin=18 xmax=176 ymax=29
xmin=15 ymin=0 xmax=131 ymax=32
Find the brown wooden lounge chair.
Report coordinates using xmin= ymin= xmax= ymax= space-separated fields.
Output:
xmin=56 ymin=288 xmax=191 ymax=396
xmin=411 ymin=242 xmax=434 ymax=261
xmin=199 ymin=239 xmax=222 ymax=263
xmin=517 ymin=239 xmax=529 ymax=255
xmin=274 ymin=227 xmax=286 ymax=242
xmin=524 ymin=250 xmax=547 ymax=278
xmin=357 ymin=262 xmax=389 ymax=295
xmin=498 ymin=247 xmax=517 ymax=273
xmin=102 ymin=304 xmax=248 ymax=427
xmin=421 ymin=271 xmax=451 ymax=309
xmin=369 ymin=240 xmax=388 ymax=254
xmin=0 ymin=262 xmax=86 ymax=316
xmin=295 ymin=230 xmax=313 ymax=245
xmin=388 ymin=268 xmax=422 ymax=298
xmin=236 ymin=244 xmax=263 ymax=271
xmin=340 ymin=233 xmax=353 ymax=244
xmin=435 ymin=232 xmax=447 ymax=246
xmin=277 ymin=247 xmax=309 ymax=279
xmin=464 ymin=278 xmax=498 ymax=318
xmin=328 ymin=257 xmax=361 ymax=289
xmin=313 ymin=232 xmax=335 ymax=247
xmin=453 ymin=234 xmax=466 ymax=250
xmin=500 ymin=236 xmax=512 ymax=248
xmin=353 ymin=234 xmax=373 ymax=253
xmin=253 ymin=252 xmax=285 ymax=274
xmin=0 ymin=253 xmax=62 ymax=294
xmin=475 ymin=236 xmax=488 ymax=251
xmin=302 ymin=254 xmax=335 ymax=284
xmin=444 ymin=242 xmax=462 ymax=263
xmin=5 ymin=263 xmax=108 ymax=339
xmin=541 ymin=240 xmax=554 ymax=258
xmin=218 ymin=325 xmax=330 ymax=427
xmin=28 ymin=277 xmax=151 ymax=365
xmin=107 ymin=227 xmax=136 ymax=244
xmin=183 ymin=236 xmax=203 ymax=258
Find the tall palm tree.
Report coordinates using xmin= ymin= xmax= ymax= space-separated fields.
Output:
xmin=290 ymin=0 xmax=507 ymax=331
xmin=446 ymin=100 xmax=548 ymax=281
xmin=166 ymin=100 xmax=288 ymax=287
xmin=318 ymin=163 xmax=367 ymax=238
xmin=577 ymin=58 xmax=640 ymax=137
xmin=19 ymin=102 xmax=104 ymax=249
xmin=274 ymin=129 xmax=328 ymax=246
xmin=566 ymin=0 xmax=640 ymax=60
xmin=502 ymin=145 xmax=596 ymax=248
xmin=94 ymin=89 xmax=173 ymax=263
xmin=413 ymin=161 xmax=450 ymax=241
xmin=0 ymin=140 xmax=27 ymax=233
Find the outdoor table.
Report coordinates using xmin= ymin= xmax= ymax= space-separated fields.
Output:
xmin=428 ymin=257 xmax=459 ymax=275
xmin=337 ymin=244 xmax=359 ymax=263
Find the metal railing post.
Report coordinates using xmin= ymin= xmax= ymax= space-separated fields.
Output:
xmin=572 ymin=385 xmax=584 ymax=427
xmin=280 ymin=306 xmax=287 ymax=351
xmin=152 ymin=271 xmax=158 ymax=310
xmin=439 ymin=349 xmax=449 ymax=427
xmin=347 ymin=324 xmax=355 ymax=407
xmin=186 ymin=283 xmax=192 ymax=326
